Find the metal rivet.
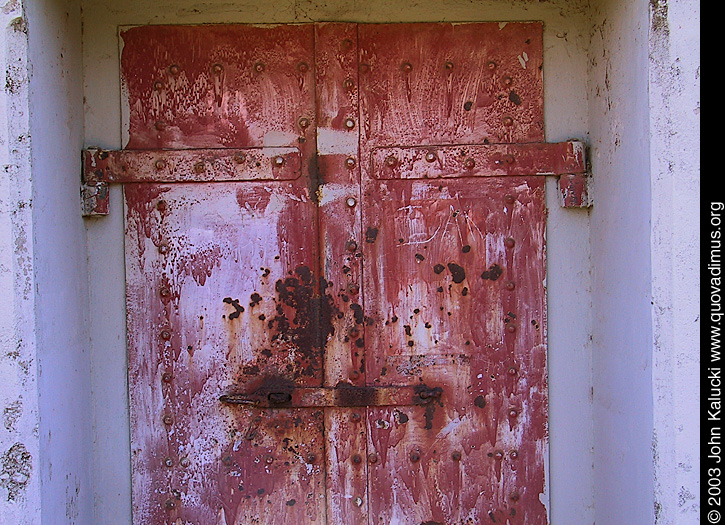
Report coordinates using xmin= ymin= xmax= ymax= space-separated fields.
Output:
xmin=505 ymin=237 xmax=516 ymax=248
xmin=464 ymin=158 xmax=476 ymax=170
xmin=233 ymin=152 xmax=246 ymax=164
xmin=162 ymin=371 xmax=173 ymax=383
xmin=504 ymin=194 xmax=515 ymax=204
xmin=156 ymin=200 xmax=168 ymax=212
xmin=348 ymin=326 xmax=360 ymax=338
xmin=451 ymin=451 xmax=462 ymax=461
xmin=509 ymin=409 xmax=519 ymax=417
xmin=349 ymin=370 xmax=360 ymax=380
xmin=352 ymin=454 xmax=362 ymax=465
xmin=162 ymin=414 xmax=174 ymax=425
xmin=384 ymin=155 xmax=397 ymax=168
xmin=345 ymin=157 xmax=356 ymax=169
xmin=503 ymin=116 xmax=514 ymax=127
xmin=193 ymin=162 xmax=205 ymax=174
xmin=169 ymin=64 xmax=181 ymax=76
xmin=503 ymin=154 xmax=515 ymax=164
xmin=507 ymin=366 xmax=518 ymax=376
xmin=401 ymin=62 xmax=413 ymax=73
xmin=354 ymin=497 xmax=363 ymax=507
xmin=344 ymin=118 xmax=355 ymax=129
xmin=298 ymin=62 xmax=309 ymax=73
xmin=212 ymin=63 xmax=223 ymax=75
xmin=180 ymin=457 xmax=190 ymax=468
xmin=155 ymin=159 xmax=167 ymax=170
xmin=425 ymin=151 xmax=437 ymax=163
xmin=343 ymin=78 xmax=355 ymax=90
xmin=158 ymin=244 xmax=169 ymax=254
xmin=273 ymin=156 xmax=285 ymax=167
xmin=487 ymin=61 xmax=497 ymax=70
xmin=160 ymin=329 xmax=171 ymax=340
xmin=307 ymin=454 xmax=317 ymax=463
xmin=153 ymin=81 xmax=164 ymax=91
xmin=265 ymin=455 xmax=274 ymax=465
xmin=506 ymin=324 xmax=517 ymax=334
xmin=444 ymin=61 xmax=454 ymax=70
xmin=410 ymin=451 xmax=421 ymax=462
xmin=494 ymin=450 xmax=504 ymax=460
xmin=346 ymin=240 xmax=358 ymax=252
xmin=254 ymin=62 xmax=265 ymax=73
xmin=510 ymin=450 xmax=519 ymax=459
xmin=346 ymin=196 xmax=357 ymax=207
xmin=368 ymin=453 xmax=378 ymax=464
xmin=350 ymin=413 xmax=361 ymax=422
xmin=165 ymin=499 xmax=176 ymax=510
xmin=505 ymin=281 xmax=516 ymax=291
xmin=510 ymin=492 xmax=520 ymax=502
xmin=348 ymin=283 xmax=360 ymax=295
xmin=503 ymin=76 xmax=513 ymax=87
xmin=298 ymin=117 xmax=311 ymax=129
xmin=163 ymin=457 xmax=174 ymax=467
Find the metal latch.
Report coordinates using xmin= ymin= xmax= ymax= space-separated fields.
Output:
xmin=220 ymin=384 xmax=443 ymax=408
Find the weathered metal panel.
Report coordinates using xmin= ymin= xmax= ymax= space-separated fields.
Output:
xmin=119 ymin=21 xmax=557 ymax=525
xmin=362 ymin=177 xmax=548 ymax=524
xmin=122 ymin=24 xmax=326 ymax=525
xmin=313 ymin=22 xmax=369 ymax=524
xmin=358 ymin=22 xmax=549 ymax=524
xmin=358 ymin=22 xmax=545 ymax=147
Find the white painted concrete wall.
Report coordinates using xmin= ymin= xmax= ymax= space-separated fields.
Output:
xmin=0 ymin=0 xmax=699 ymax=523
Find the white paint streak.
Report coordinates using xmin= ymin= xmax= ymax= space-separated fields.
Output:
xmin=316 ymin=127 xmax=358 ymax=155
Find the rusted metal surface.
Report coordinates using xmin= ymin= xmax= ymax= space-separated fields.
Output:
xmin=372 ymin=141 xmax=586 ymax=180
xmin=83 ymin=147 xmax=301 ymax=184
xmin=559 ymin=172 xmax=592 ymax=208
xmin=122 ymin=24 xmax=327 ymax=525
xmin=358 ymin=22 xmax=549 ymax=524
xmin=120 ymin=21 xmax=558 ymax=525
xmin=220 ymin=384 xmax=442 ymax=408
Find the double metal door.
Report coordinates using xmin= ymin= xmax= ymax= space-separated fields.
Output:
xmin=87 ymin=21 xmax=584 ymax=524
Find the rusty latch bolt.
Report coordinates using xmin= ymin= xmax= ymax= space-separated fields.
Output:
xmin=267 ymin=392 xmax=292 ymax=405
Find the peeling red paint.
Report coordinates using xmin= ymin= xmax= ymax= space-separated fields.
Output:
xmin=122 ymin=22 xmax=555 ymax=525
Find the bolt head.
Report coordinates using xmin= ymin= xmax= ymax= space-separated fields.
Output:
xmin=401 ymin=61 xmax=413 ymax=73
xmin=233 ymin=152 xmax=246 ymax=164
xmin=153 ymin=81 xmax=164 ymax=91
xmin=354 ymin=497 xmax=363 ymax=507
xmin=444 ymin=61 xmax=455 ymax=70
xmin=298 ymin=62 xmax=309 ymax=73
xmin=352 ymin=454 xmax=362 ymax=464
xmin=343 ymin=78 xmax=355 ymax=90
xmin=505 ymin=237 xmax=516 ymax=248
xmin=451 ymin=451 xmax=462 ymax=461
xmin=464 ymin=158 xmax=476 ymax=170
xmin=503 ymin=116 xmax=514 ymax=127
xmin=346 ymin=196 xmax=357 ymax=207
xmin=298 ymin=117 xmax=311 ymax=129
xmin=508 ymin=409 xmax=519 ymax=417
xmin=487 ymin=60 xmax=497 ymax=70
xmin=169 ymin=64 xmax=181 ymax=75
xmin=425 ymin=152 xmax=437 ymax=163
xmin=510 ymin=450 xmax=519 ymax=459
xmin=368 ymin=453 xmax=378 ymax=464
xmin=349 ymin=370 xmax=360 ymax=380
xmin=155 ymin=159 xmax=167 ymax=170
xmin=180 ymin=457 xmax=190 ymax=468
xmin=506 ymin=324 xmax=517 ymax=334
xmin=507 ymin=366 xmax=518 ymax=376
xmin=163 ymin=457 xmax=174 ymax=467
xmin=273 ymin=156 xmax=285 ymax=167
xmin=162 ymin=414 xmax=174 ymax=425
xmin=502 ymin=76 xmax=513 ymax=86
xmin=384 ymin=155 xmax=397 ymax=168
xmin=344 ymin=118 xmax=355 ymax=129
xmin=165 ymin=499 xmax=176 ymax=510
xmin=193 ymin=162 xmax=205 ymax=174
xmin=410 ymin=451 xmax=421 ymax=462
xmin=254 ymin=62 xmax=265 ymax=73
xmin=505 ymin=281 xmax=516 ymax=291
xmin=345 ymin=157 xmax=356 ymax=169
xmin=160 ymin=329 xmax=171 ymax=340
xmin=161 ymin=371 xmax=173 ymax=383
xmin=346 ymin=240 xmax=358 ymax=252
xmin=212 ymin=63 xmax=223 ymax=75
xmin=265 ymin=455 xmax=274 ymax=464
xmin=494 ymin=450 xmax=504 ymax=460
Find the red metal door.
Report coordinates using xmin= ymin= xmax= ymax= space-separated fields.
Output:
xmin=87 ymin=21 xmax=586 ymax=525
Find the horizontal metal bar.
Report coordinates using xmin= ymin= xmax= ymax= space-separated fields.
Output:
xmin=219 ymin=384 xmax=443 ymax=408
xmin=82 ymin=147 xmax=301 ymax=184
xmin=372 ymin=140 xmax=586 ymax=180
